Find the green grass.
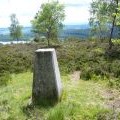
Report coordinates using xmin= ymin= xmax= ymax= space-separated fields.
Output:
xmin=0 ymin=72 xmax=115 ymax=120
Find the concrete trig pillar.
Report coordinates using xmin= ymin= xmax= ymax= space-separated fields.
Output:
xmin=32 ymin=48 xmax=62 ymax=105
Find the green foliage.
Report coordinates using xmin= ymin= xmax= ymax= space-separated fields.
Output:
xmin=112 ymin=39 xmax=120 ymax=44
xmin=9 ymin=14 xmax=23 ymax=41
xmin=81 ymin=67 xmax=93 ymax=80
xmin=31 ymin=1 xmax=65 ymax=46
xmin=57 ymin=39 xmax=120 ymax=88
xmin=0 ymin=44 xmax=34 ymax=74
xmin=0 ymin=39 xmax=120 ymax=87
xmin=89 ymin=0 xmax=109 ymax=40
xmin=0 ymin=71 xmax=11 ymax=86
xmin=89 ymin=0 xmax=120 ymax=47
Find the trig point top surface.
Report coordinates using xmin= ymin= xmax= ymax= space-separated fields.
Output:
xmin=36 ymin=48 xmax=55 ymax=52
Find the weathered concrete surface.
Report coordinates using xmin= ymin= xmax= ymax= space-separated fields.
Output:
xmin=32 ymin=48 xmax=62 ymax=105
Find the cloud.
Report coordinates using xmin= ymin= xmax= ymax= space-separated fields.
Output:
xmin=0 ymin=0 xmax=41 ymax=27
xmin=60 ymin=0 xmax=92 ymax=5
xmin=62 ymin=0 xmax=91 ymax=25
xmin=64 ymin=5 xmax=90 ymax=25
xmin=0 ymin=0 xmax=92 ymax=27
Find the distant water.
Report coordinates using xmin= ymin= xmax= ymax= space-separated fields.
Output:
xmin=0 ymin=25 xmax=89 ymax=35
xmin=0 ymin=41 xmax=30 ymax=45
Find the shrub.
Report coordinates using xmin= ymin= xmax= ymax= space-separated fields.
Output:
xmin=111 ymin=60 xmax=120 ymax=78
xmin=81 ymin=67 xmax=93 ymax=80
xmin=0 ymin=44 xmax=34 ymax=73
xmin=0 ymin=40 xmax=120 ymax=88
xmin=0 ymin=71 xmax=11 ymax=86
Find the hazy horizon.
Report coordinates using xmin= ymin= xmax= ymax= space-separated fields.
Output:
xmin=0 ymin=24 xmax=90 ymax=29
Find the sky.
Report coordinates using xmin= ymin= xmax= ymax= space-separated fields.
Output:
xmin=0 ymin=0 xmax=92 ymax=28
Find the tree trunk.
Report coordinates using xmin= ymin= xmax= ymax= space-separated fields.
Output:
xmin=47 ymin=28 xmax=51 ymax=47
xmin=47 ymin=33 xmax=50 ymax=47
xmin=109 ymin=0 xmax=119 ymax=49
xmin=109 ymin=17 xmax=115 ymax=49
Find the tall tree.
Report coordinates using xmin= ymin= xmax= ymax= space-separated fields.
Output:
xmin=109 ymin=0 xmax=119 ymax=49
xmin=31 ymin=1 xmax=65 ymax=46
xmin=89 ymin=0 xmax=120 ymax=49
xmin=9 ymin=14 xmax=22 ymax=42
xmin=89 ymin=0 xmax=109 ymax=40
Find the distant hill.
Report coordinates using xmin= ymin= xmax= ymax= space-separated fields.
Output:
xmin=64 ymin=24 xmax=90 ymax=30
xmin=0 ymin=27 xmax=34 ymax=41
xmin=0 ymin=24 xmax=90 ymax=41
xmin=1 ymin=24 xmax=120 ymax=42
xmin=60 ymin=24 xmax=90 ymax=39
xmin=0 ymin=24 xmax=90 ymax=35
xmin=0 ymin=27 xmax=32 ymax=35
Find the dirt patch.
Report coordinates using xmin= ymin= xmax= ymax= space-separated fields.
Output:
xmin=70 ymin=71 xmax=81 ymax=81
xmin=100 ymin=88 xmax=120 ymax=113
xmin=70 ymin=71 xmax=120 ymax=118
xmin=105 ymin=90 xmax=120 ymax=111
